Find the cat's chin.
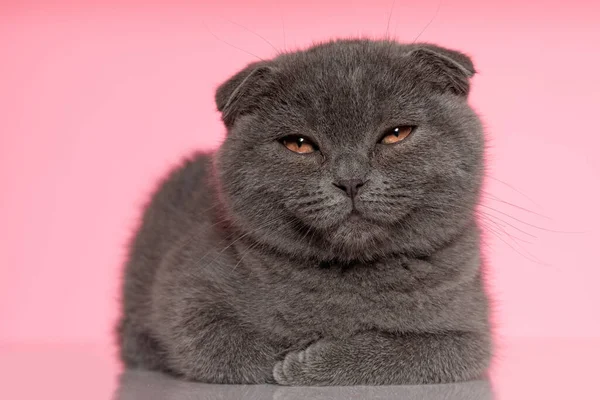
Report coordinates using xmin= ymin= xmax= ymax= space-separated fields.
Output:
xmin=325 ymin=216 xmax=390 ymax=259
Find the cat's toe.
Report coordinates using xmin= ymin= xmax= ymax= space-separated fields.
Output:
xmin=273 ymin=342 xmax=335 ymax=386
xmin=273 ymin=360 xmax=287 ymax=384
xmin=273 ymin=351 xmax=311 ymax=385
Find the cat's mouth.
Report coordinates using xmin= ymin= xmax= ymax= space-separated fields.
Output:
xmin=347 ymin=210 xmax=362 ymax=221
xmin=336 ymin=209 xmax=383 ymax=234
xmin=343 ymin=207 xmax=392 ymax=226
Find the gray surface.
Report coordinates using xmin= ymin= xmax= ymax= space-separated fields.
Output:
xmin=115 ymin=369 xmax=493 ymax=399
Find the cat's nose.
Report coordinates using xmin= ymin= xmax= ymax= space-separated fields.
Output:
xmin=333 ymin=178 xmax=365 ymax=199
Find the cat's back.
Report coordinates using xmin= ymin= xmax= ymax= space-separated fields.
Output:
xmin=122 ymin=152 xmax=215 ymax=313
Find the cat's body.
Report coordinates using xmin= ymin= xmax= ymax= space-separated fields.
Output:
xmin=118 ymin=39 xmax=492 ymax=385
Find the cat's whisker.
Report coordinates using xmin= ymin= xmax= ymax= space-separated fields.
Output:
xmin=190 ymin=215 xmax=284 ymax=272
xmin=480 ymin=221 xmax=549 ymax=266
xmin=150 ymin=207 xmax=230 ymax=262
xmin=484 ymin=174 xmax=544 ymax=210
xmin=481 ymin=204 xmax=583 ymax=234
xmin=230 ymin=218 xmax=302 ymax=272
xmin=306 ymin=217 xmax=320 ymax=249
xmin=478 ymin=215 xmax=534 ymax=245
xmin=225 ymin=216 xmax=285 ymax=249
xmin=479 ymin=218 xmax=534 ymax=251
xmin=477 ymin=208 xmax=537 ymax=239
xmin=418 ymin=202 xmax=547 ymax=264
xmin=298 ymin=220 xmax=316 ymax=244
xmin=481 ymin=191 xmax=550 ymax=219
xmin=231 ymin=240 xmax=262 ymax=273
xmin=204 ymin=215 xmax=289 ymax=261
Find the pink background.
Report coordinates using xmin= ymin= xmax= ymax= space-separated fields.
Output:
xmin=1 ymin=0 xmax=599 ymax=356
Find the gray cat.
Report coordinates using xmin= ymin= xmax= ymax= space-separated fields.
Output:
xmin=117 ymin=39 xmax=492 ymax=386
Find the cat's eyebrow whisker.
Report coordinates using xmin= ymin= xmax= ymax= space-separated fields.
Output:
xmin=385 ymin=0 xmax=396 ymax=40
xmin=220 ymin=17 xmax=281 ymax=55
xmin=281 ymin=14 xmax=287 ymax=51
xmin=412 ymin=0 xmax=443 ymax=43
xmin=202 ymin=20 xmax=265 ymax=61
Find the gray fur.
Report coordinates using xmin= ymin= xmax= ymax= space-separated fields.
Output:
xmin=117 ymin=39 xmax=492 ymax=385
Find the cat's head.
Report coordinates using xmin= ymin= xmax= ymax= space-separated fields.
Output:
xmin=214 ymin=39 xmax=484 ymax=262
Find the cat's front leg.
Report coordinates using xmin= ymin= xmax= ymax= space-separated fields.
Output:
xmin=273 ymin=331 xmax=491 ymax=386
xmin=151 ymin=254 xmax=282 ymax=383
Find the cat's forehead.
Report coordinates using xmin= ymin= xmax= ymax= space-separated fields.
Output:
xmin=271 ymin=40 xmax=426 ymax=115
xmin=270 ymin=41 xmax=423 ymax=134
xmin=282 ymin=40 xmax=398 ymax=62
xmin=278 ymin=41 xmax=399 ymax=81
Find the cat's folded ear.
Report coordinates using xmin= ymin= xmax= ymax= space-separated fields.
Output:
xmin=215 ymin=62 xmax=278 ymax=127
xmin=404 ymin=44 xmax=475 ymax=96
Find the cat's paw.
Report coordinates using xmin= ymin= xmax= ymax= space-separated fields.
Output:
xmin=273 ymin=341 xmax=331 ymax=386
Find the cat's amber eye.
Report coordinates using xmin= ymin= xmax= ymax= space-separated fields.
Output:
xmin=379 ymin=126 xmax=413 ymax=145
xmin=281 ymin=135 xmax=318 ymax=154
